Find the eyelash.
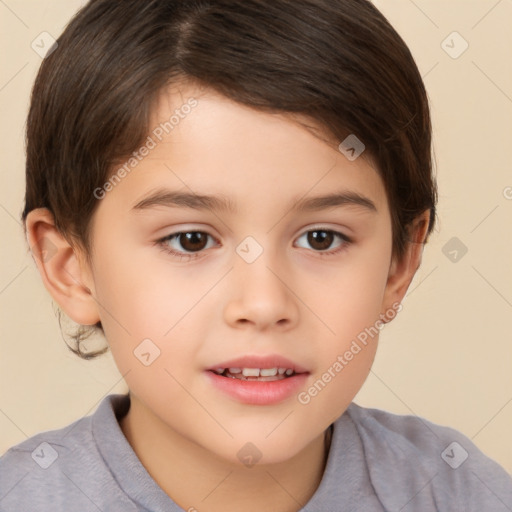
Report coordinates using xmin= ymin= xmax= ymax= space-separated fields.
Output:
xmin=156 ymin=228 xmax=353 ymax=261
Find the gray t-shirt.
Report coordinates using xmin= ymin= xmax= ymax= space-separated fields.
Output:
xmin=1 ymin=393 xmax=511 ymax=511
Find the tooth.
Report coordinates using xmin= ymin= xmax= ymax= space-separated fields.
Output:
xmin=260 ymin=368 xmax=278 ymax=377
xmin=242 ymin=368 xmax=260 ymax=377
xmin=257 ymin=375 xmax=284 ymax=381
xmin=285 ymin=369 xmax=293 ymax=376
xmin=228 ymin=367 xmax=242 ymax=374
xmin=214 ymin=368 xmax=225 ymax=374
xmin=278 ymin=368 xmax=287 ymax=375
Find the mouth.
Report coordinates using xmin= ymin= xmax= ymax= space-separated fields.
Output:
xmin=209 ymin=366 xmax=299 ymax=382
xmin=205 ymin=355 xmax=309 ymax=405
xmin=206 ymin=354 xmax=308 ymax=381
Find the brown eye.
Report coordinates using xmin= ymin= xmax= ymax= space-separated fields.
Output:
xmin=160 ymin=231 xmax=216 ymax=255
xmin=307 ymin=230 xmax=334 ymax=251
xmin=295 ymin=228 xmax=351 ymax=254
xmin=178 ymin=232 xmax=209 ymax=252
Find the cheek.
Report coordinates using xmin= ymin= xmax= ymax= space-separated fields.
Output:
xmin=298 ymin=265 xmax=388 ymax=417
xmin=91 ymin=243 xmax=212 ymax=375
xmin=311 ymin=253 xmax=390 ymax=343
xmin=300 ymin=236 xmax=391 ymax=398
xmin=92 ymin=240 xmax=187 ymax=332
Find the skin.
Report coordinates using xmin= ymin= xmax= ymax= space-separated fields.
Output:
xmin=26 ymin=82 xmax=430 ymax=512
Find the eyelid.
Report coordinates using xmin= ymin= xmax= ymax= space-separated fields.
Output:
xmin=300 ymin=223 xmax=351 ymax=236
xmin=295 ymin=222 xmax=353 ymax=241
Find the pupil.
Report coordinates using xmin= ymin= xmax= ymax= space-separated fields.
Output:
xmin=308 ymin=230 xmax=333 ymax=251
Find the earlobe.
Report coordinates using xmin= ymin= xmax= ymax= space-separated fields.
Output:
xmin=380 ymin=211 xmax=431 ymax=320
xmin=25 ymin=208 xmax=100 ymax=326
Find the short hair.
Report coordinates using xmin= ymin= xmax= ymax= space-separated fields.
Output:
xmin=22 ymin=0 xmax=438 ymax=358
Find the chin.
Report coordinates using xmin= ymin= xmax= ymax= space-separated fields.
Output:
xmin=207 ymin=429 xmax=317 ymax=468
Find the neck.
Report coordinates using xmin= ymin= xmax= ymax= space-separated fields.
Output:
xmin=119 ymin=394 xmax=333 ymax=512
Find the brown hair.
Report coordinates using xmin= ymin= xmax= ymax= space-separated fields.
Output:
xmin=22 ymin=0 xmax=437 ymax=358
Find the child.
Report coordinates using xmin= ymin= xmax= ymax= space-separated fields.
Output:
xmin=1 ymin=0 xmax=511 ymax=510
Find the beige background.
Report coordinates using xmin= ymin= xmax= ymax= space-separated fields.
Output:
xmin=1 ymin=0 xmax=511 ymax=474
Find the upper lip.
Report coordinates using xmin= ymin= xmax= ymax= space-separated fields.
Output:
xmin=207 ymin=355 xmax=309 ymax=374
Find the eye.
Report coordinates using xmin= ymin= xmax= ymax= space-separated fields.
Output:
xmin=157 ymin=231 xmax=217 ymax=260
xmin=156 ymin=227 xmax=352 ymax=261
xmin=295 ymin=228 xmax=352 ymax=255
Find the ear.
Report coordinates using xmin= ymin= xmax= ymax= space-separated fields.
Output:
xmin=25 ymin=208 xmax=100 ymax=326
xmin=380 ymin=210 xmax=431 ymax=321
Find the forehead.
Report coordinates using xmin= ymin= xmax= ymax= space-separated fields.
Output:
xmin=101 ymin=82 xmax=389 ymax=219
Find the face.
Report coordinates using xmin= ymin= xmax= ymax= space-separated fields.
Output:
xmin=84 ymin=82 xmax=397 ymax=465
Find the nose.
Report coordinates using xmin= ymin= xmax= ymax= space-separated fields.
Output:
xmin=223 ymin=248 xmax=300 ymax=332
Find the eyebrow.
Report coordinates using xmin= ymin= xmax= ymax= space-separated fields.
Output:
xmin=131 ymin=188 xmax=378 ymax=214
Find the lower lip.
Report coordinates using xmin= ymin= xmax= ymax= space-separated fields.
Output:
xmin=205 ymin=371 xmax=309 ymax=405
